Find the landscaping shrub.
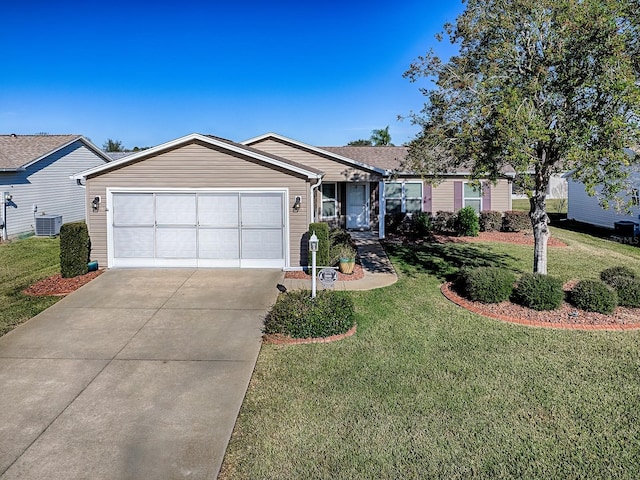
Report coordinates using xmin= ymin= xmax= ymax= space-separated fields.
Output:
xmin=412 ymin=212 xmax=432 ymax=237
xmin=479 ymin=211 xmax=503 ymax=232
xmin=608 ymin=276 xmax=640 ymax=308
xmin=308 ymin=222 xmax=330 ymax=267
xmin=600 ymin=266 xmax=637 ymax=287
xmin=385 ymin=212 xmax=407 ymax=235
xmin=432 ymin=211 xmax=456 ymax=234
xmin=59 ymin=221 xmax=90 ymax=278
xmin=512 ymin=273 xmax=564 ymax=311
xmin=502 ymin=211 xmax=531 ymax=232
xmin=459 ymin=266 xmax=515 ymax=303
xmin=570 ymin=280 xmax=617 ymax=314
xmin=264 ymin=290 xmax=355 ymax=338
xmin=455 ymin=206 xmax=480 ymax=237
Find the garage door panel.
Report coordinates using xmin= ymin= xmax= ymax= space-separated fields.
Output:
xmin=113 ymin=227 xmax=154 ymax=258
xmin=113 ymin=194 xmax=154 ymax=226
xmin=198 ymin=194 xmax=239 ymax=227
xmin=156 ymin=228 xmax=197 ymax=258
xmin=198 ymin=228 xmax=239 ymax=259
xmin=156 ymin=194 xmax=196 ymax=226
xmin=241 ymin=228 xmax=283 ymax=259
xmin=241 ymin=194 xmax=283 ymax=227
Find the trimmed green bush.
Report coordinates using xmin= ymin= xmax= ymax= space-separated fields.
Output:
xmin=455 ymin=206 xmax=480 ymax=237
xmin=385 ymin=212 xmax=407 ymax=235
xmin=309 ymin=222 xmax=330 ymax=268
xmin=413 ymin=212 xmax=432 ymax=237
xmin=459 ymin=266 xmax=515 ymax=303
xmin=59 ymin=222 xmax=90 ymax=278
xmin=512 ymin=273 xmax=564 ymax=311
xmin=502 ymin=211 xmax=531 ymax=232
xmin=609 ymin=276 xmax=640 ymax=308
xmin=264 ymin=290 xmax=355 ymax=338
xmin=570 ymin=280 xmax=618 ymax=314
xmin=600 ymin=266 xmax=637 ymax=287
xmin=479 ymin=211 xmax=503 ymax=232
xmin=432 ymin=211 xmax=456 ymax=234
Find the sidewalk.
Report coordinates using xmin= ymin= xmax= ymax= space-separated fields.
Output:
xmin=282 ymin=231 xmax=397 ymax=292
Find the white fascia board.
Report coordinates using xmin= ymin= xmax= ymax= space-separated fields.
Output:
xmin=242 ymin=132 xmax=390 ymax=176
xmin=72 ymin=133 xmax=322 ymax=180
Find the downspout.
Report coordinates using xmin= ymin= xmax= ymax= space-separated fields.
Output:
xmin=310 ymin=175 xmax=323 ymax=225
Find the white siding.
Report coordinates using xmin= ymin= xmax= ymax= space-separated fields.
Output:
xmin=567 ymin=176 xmax=640 ymax=228
xmin=0 ymin=142 xmax=107 ymax=237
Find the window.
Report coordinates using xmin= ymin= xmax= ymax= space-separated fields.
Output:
xmin=384 ymin=182 xmax=423 ymax=214
xmin=321 ymin=183 xmax=337 ymax=218
xmin=463 ymin=183 xmax=482 ymax=212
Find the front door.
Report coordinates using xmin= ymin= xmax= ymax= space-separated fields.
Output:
xmin=346 ymin=183 xmax=369 ymax=229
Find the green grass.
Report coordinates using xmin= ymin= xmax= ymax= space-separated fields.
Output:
xmin=221 ymin=229 xmax=640 ymax=479
xmin=512 ymin=197 xmax=567 ymax=213
xmin=0 ymin=237 xmax=61 ymax=336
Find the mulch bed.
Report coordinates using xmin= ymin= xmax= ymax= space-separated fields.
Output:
xmin=433 ymin=231 xmax=568 ymax=247
xmin=284 ymin=263 xmax=365 ymax=281
xmin=441 ymin=282 xmax=640 ymax=331
xmin=23 ymin=270 xmax=103 ymax=297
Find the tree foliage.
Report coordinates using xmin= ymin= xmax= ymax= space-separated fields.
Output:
xmin=102 ymin=138 xmax=125 ymax=152
xmin=347 ymin=139 xmax=373 ymax=146
xmin=404 ymin=0 xmax=640 ymax=273
xmin=371 ymin=125 xmax=394 ymax=146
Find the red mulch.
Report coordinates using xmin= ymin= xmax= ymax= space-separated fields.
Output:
xmin=23 ymin=270 xmax=103 ymax=297
xmin=441 ymin=282 xmax=640 ymax=331
xmin=284 ymin=263 xmax=365 ymax=281
xmin=433 ymin=231 xmax=567 ymax=247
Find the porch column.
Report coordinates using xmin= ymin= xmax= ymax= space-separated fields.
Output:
xmin=378 ymin=180 xmax=385 ymax=239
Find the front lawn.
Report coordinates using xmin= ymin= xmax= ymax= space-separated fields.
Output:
xmin=0 ymin=237 xmax=61 ymax=336
xmin=221 ymin=228 xmax=640 ymax=479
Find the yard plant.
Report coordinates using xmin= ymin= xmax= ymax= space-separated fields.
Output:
xmin=512 ymin=272 xmax=565 ymax=311
xmin=457 ymin=266 xmax=514 ymax=303
xmin=222 ymin=227 xmax=640 ymax=479
xmin=570 ymin=279 xmax=618 ymax=314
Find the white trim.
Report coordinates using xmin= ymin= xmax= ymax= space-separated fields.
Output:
xmin=106 ymin=187 xmax=289 ymax=269
xmin=73 ymin=133 xmax=322 ymax=181
xmin=242 ymin=132 xmax=389 ymax=176
xmin=463 ymin=181 xmax=483 ymax=211
xmin=384 ymin=180 xmax=423 ymax=214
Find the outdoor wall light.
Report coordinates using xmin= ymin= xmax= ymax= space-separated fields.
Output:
xmin=92 ymin=196 xmax=101 ymax=212
xmin=309 ymin=231 xmax=318 ymax=252
xmin=4 ymin=194 xmax=12 ymax=203
xmin=292 ymin=195 xmax=301 ymax=212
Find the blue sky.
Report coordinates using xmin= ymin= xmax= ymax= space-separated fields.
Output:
xmin=1 ymin=1 xmax=463 ymax=149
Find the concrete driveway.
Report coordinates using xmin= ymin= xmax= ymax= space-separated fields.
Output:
xmin=0 ymin=268 xmax=283 ymax=479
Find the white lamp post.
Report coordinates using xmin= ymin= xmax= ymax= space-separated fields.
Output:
xmin=309 ymin=231 xmax=318 ymax=298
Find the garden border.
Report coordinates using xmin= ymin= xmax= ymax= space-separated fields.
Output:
xmin=263 ymin=324 xmax=357 ymax=345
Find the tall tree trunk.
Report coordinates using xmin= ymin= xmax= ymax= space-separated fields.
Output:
xmin=530 ymin=193 xmax=550 ymax=274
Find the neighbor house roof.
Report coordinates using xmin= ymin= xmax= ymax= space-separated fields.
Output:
xmin=0 ymin=134 xmax=111 ymax=171
xmin=320 ymin=146 xmax=409 ymax=172
xmin=73 ymin=133 xmax=324 ymax=180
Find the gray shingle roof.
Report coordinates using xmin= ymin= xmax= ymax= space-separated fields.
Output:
xmin=0 ymin=134 xmax=82 ymax=170
xmin=320 ymin=146 xmax=408 ymax=172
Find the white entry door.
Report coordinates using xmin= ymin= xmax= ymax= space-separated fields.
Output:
xmin=346 ymin=183 xmax=369 ymax=229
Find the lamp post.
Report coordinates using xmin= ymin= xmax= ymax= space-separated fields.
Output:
xmin=309 ymin=231 xmax=318 ymax=298
xmin=1 ymin=193 xmax=11 ymax=242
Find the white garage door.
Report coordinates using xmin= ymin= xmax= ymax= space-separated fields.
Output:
xmin=110 ymin=191 xmax=286 ymax=268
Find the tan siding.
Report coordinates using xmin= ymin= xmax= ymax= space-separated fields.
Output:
xmin=86 ymin=142 xmax=310 ymax=267
xmin=417 ymin=178 xmax=512 ymax=213
xmin=431 ymin=180 xmax=456 ymax=212
xmin=489 ymin=180 xmax=511 ymax=211
xmin=249 ymin=138 xmax=382 ymax=182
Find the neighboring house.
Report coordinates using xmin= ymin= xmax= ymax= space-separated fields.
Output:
xmin=567 ymin=152 xmax=640 ymax=231
xmin=0 ymin=134 xmax=111 ymax=238
xmin=511 ymin=173 xmax=568 ymax=200
xmin=74 ymin=132 xmax=514 ymax=270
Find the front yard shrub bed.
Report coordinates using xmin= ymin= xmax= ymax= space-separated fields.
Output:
xmin=455 ymin=206 xmax=480 ymax=237
xmin=511 ymin=273 xmax=564 ymax=311
xmin=610 ymin=276 xmax=640 ymax=308
xmin=479 ymin=210 xmax=502 ymax=232
xmin=600 ymin=265 xmax=637 ymax=287
xmin=458 ymin=266 xmax=515 ymax=303
xmin=570 ymin=280 xmax=618 ymax=314
xmin=502 ymin=210 xmax=531 ymax=232
xmin=264 ymin=290 xmax=355 ymax=339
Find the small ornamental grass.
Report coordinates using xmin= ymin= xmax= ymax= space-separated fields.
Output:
xmin=458 ymin=266 xmax=515 ymax=303
xmin=511 ymin=273 xmax=565 ymax=311
xmin=264 ymin=290 xmax=355 ymax=339
xmin=570 ymin=280 xmax=618 ymax=314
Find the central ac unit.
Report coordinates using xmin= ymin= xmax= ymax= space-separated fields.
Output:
xmin=35 ymin=215 xmax=63 ymax=236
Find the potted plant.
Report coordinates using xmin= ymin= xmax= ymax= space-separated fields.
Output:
xmin=337 ymin=244 xmax=357 ymax=274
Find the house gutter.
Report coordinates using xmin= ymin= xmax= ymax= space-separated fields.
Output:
xmin=310 ymin=175 xmax=323 ymax=224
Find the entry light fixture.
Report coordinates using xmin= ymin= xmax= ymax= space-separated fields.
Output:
xmin=309 ymin=231 xmax=319 ymax=252
xmin=292 ymin=195 xmax=301 ymax=212
xmin=4 ymin=193 xmax=12 ymax=203
xmin=92 ymin=196 xmax=101 ymax=212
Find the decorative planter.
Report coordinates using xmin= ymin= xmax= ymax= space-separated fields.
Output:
xmin=339 ymin=258 xmax=356 ymax=274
